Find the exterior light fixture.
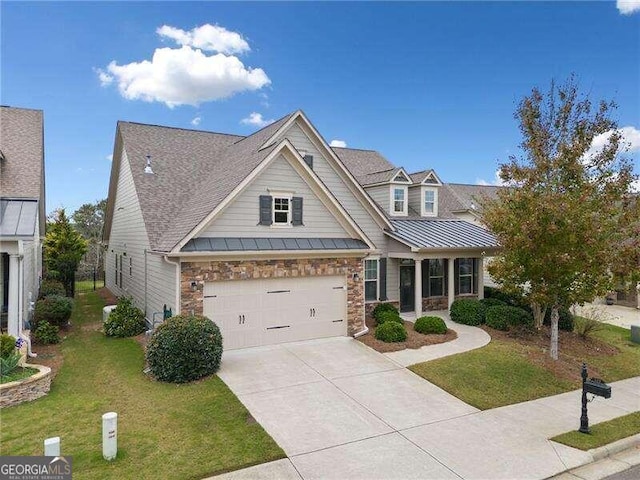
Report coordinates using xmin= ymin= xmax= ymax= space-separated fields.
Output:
xmin=353 ymin=273 xmax=360 ymax=281
xmin=144 ymin=155 xmax=154 ymax=174
xmin=190 ymin=281 xmax=198 ymax=292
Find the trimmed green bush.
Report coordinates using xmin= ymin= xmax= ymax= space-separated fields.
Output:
xmin=375 ymin=321 xmax=407 ymax=343
xmin=480 ymin=297 xmax=507 ymax=308
xmin=414 ymin=316 xmax=447 ymax=335
xmin=33 ymin=321 xmax=61 ymax=345
xmin=146 ymin=315 xmax=223 ymax=383
xmin=33 ymin=295 xmax=73 ymax=328
xmin=1 ymin=334 xmax=16 ymax=359
xmin=104 ymin=297 xmax=146 ymax=338
xmin=483 ymin=287 xmax=532 ymax=313
xmin=375 ymin=311 xmax=404 ymax=327
xmin=372 ymin=303 xmax=399 ymax=321
xmin=544 ymin=307 xmax=574 ymax=332
xmin=39 ymin=280 xmax=66 ymax=299
xmin=449 ymin=299 xmax=486 ymax=326
xmin=485 ymin=305 xmax=534 ymax=332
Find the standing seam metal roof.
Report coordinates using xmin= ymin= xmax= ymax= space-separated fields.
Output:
xmin=388 ymin=219 xmax=498 ymax=249
xmin=0 ymin=199 xmax=38 ymax=237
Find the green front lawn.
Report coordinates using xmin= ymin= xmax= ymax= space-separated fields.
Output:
xmin=0 ymin=292 xmax=284 ymax=480
xmin=409 ymin=323 xmax=640 ymax=410
xmin=551 ymin=411 xmax=640 ymax=450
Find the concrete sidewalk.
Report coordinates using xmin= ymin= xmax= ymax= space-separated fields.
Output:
xmin=574 ymin=303 xmax=639 ymax=329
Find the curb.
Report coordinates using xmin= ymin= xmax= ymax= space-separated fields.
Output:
xmin=589 ymin=433 xmax=640 ymax=461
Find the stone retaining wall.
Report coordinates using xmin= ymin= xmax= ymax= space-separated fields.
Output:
xmin=0 ymin=364 xmax=52 ymax=408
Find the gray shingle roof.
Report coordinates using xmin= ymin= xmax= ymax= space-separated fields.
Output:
xmin=332 ymin=147 xmax=396 ymax=184
xmin=181 ymin=237 xmax=368 ymax=252
xmin=0 ymin=199 xmax=38 ymax=237
xmin=439 ymin=183 xmax=502 ymax=218
xmin=387 ymin=219 xmax=498 ymax=250
xmin=356 ymin=168 xmax=402 ymax=186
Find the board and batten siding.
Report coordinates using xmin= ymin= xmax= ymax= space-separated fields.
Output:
xmin=364 ymin=185 xmax=390 ymax=215
xmin=278 ymin=123 xmax=387 ymax=250
xmin=105 ymin=149 xmax=177 ymax=320
xmin=198 ymin=154 xmax=349 ymax=238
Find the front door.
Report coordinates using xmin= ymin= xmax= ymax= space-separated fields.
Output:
xmin=399 ymin=265 xmax=415 ymax=312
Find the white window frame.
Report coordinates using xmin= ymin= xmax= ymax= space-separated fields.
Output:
xmin=422 ymin=187 xmax=438 ymax=217
xmin=458 ymin=258 xmax=474 ymax=295
xmin=390 ymin=185 xmax=408 ymax=216
xmin=272 ymin=194 xmax=292 ymax=227
xmin=364 ymin=257 xmax=379 ymax=303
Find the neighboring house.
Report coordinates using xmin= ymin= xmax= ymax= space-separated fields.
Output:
xmin=0 ymin=106 xmax=46 ymax=337
xmin=103 ymin=111 xmax=497 ymax=350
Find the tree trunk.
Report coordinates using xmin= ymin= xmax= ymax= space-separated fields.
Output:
xmin=531 ymin=302 xmax=546 ymax=330
xmin=550 ymin=306 xmax=559 ymax=360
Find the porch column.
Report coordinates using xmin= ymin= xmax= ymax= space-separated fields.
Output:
xmin=477 ymin=257 xmax=484 ymax=299
xmin=447 ymin=257 xmax=455 ymax=309
xmin=414 ymin=259 xmax=422 ymax=318
xmin=7 ymin=254 xmax=20 ymax=337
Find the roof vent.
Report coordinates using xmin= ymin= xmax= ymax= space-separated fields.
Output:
xmin=0 ymin=149 xmax=5 ymax=161
xmin=144 ymin=155 xmax=154 ymax=174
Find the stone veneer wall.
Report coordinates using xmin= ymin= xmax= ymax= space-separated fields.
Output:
xmin=0 ymin=364 xmax=52 ymax=408
xmin=181 ymin=257 xmax=365 ymax=336
xmin=366 ymin=294 xmax=480 ymax=320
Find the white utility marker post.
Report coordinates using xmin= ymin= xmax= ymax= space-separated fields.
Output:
xmin=44 ymin=437 xmax=60 ymax=456
xmin=102 ymin=412 xmax=118 ymax=461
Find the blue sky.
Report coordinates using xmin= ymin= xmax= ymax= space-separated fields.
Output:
xmin=2 ymin=1 xmax=639 ymax=214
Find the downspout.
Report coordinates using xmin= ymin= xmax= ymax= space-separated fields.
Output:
xmin=163 ymin=255 xmax=180 ymax=314
xmin=352 ymin=270 xmax=369 ymax=338
xmin=144 ymin=249 xmax=148 ymax=318
xmin=17 ymin=240 xmax=24 ymax=336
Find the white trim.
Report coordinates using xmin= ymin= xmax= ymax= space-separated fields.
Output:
xmin=391 ymin=168 xmax=412 ymax=184
xmin=163 ymin=255 xmax=181 ymax=315
xmin=172 ymin=140 xmax=376 ymax=252
xmin=421 ymin=187 xmax=438 ymax=217
xmin=272 ymin=193 xmax=292 ymax=226
xmin=164 ymin=249 xmax=370 ymax=262
xmin=390 ymin=185 xmax=408 ymax=216
xmin=422 ymin=170 xmax=443 ymax=186
xmin=363 ymin=256 xmax=380 ymax=303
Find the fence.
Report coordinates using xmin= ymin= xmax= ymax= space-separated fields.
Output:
xmin=74 ymin=267 xmax=105 ymax=294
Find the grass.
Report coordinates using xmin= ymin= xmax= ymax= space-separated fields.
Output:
xmin=551 ymin=411 xmax=640 ymax=450
xmin=75 ymin=279 xmax=105 ymax=292
xmin=0 ymin=291 xmax=284 ymax=479
xmin=409 ymin=340 xmax=575 ymax=409
xmin=1 ymin=367 xmax=39 ymax=384
xmin=409 ymin=323 xmax=640 ymax=410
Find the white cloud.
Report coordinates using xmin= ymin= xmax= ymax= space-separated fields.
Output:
xmin=330 ymin=140 xmax=347 ymax=148
xmin=106 ymin=154 xmax=113 ymax=162
xmin=617 ymin=0 xmax=640 ymax=14
xmin=240 ymin=112 xmax=274 ymax=128
xmin=476 ymin=169 xmax=506 ymax=186
xmin=259 ymin=92 xmax=270 ymax=108
xmin=157 ymin=24 xmax=249 ymax=55
xmin=191 ymin=116 xmax=202 ymax=126
xmin=96 ymin=24 xmax=270 ymax=108
xmin=584 ymin=126 xmax=640 ymax=161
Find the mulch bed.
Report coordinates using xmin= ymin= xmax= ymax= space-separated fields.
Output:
xmin=480 ymin=325 xmax=620 ymax=385
xmin=96 ymin=287 xmax=118 ymax=305
xmin=29 ymin=342 xmax=63 ymax=379
xmin=357 ymin=318 xmax=457 ymax=353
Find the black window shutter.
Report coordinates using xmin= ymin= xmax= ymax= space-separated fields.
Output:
xmin=379 ymin=258 xmax=387 ymax=301
xmin=303 ymin=155 xmax=314 ymax=169
xmin=454 ymin=259 xmax=459 ymax=296
xmin=443 ymin=259 xmax=449 ymax=296
xmin=259 ymin=195 xmax=272 ymax=225
xmin=473 ymin=258 xmax=479 ymax=295
xmin=292 ymin=197 xmax=303 ymax=226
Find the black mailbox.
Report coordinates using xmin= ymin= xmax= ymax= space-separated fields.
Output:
xmin=584 ymin=378 xmax=611 ymax=399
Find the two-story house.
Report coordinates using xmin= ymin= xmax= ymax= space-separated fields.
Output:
xmin=103 ymin=110 xmax=498 ymax=350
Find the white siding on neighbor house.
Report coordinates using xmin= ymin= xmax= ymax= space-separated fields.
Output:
xmin=105 ymin=149 xmax=177 ymax=320
xmin=198 ymin=154 xmax=349 ymax=239
xmin=278 ymin=123 xmax=387 ymax=250
xmin=364 ymin=185 xmax=390 ymax=215
xmin=21 ymin=240 xmax=36 ymax=325
xmin=408 ymin=186 xmax=421 ymax=216
xmin=386 ymin=257 xmax=400 ymax=301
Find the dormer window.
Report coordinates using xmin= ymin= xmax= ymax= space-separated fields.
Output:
xmin=392 ymin=186 xmax=407 ymax=215
xmin=422 ymin=187 xmax=438 ymax=216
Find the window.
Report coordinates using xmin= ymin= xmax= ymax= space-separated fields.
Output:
xmin=422 ymin=259 xmax=447 ymax=297
xmin=364 ymin=259 xmax=378 ymax=302
xmin=424 ymin=189 xmax=436 ymax=215
xmin=129 ymin=257 xmax=133 ymax=276
xmin=273 ymin=197 xmax=290 ymax=225
xmin=458 ymin=258 xmax=475 ymax=295
xmin=393 ymin=187 xmax=406 ymax=214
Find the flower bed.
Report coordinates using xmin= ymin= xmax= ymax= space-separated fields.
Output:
xmin=0 ymin=364 xmax=52 ymax=408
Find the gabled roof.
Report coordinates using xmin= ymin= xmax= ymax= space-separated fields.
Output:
xmin=410 ymin=169 xmax=442 ymax=186
xmin=386 ymin=219 xmax=498 ymax=250
xmin=331 ymin=147 xmax=396 ymax=184
xmin=439 ymin=183 xmax=502 ymax=218
xmin=0 ymin=106 xmax=46 ymax=235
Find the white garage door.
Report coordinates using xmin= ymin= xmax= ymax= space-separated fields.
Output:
xmin=203 ymin=275 xmax=347 ymax=350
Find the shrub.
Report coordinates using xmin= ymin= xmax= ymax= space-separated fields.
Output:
xmin=449 ymin=299 xmax=486 ymax=326
xmin=480 ymin=297 xmax=507 ymax=308
xmin=33 ymin=295 xmax=73 ymax=329
xmin=484 ymin=287 xmax=531 ymax=312
xmin=375 ymin=311 xmax=404 ymax=327
xmin=414 ymin=316 xmax=447 ymax=335
xmin=33 ymin=321 xmax=60 ymax=345
xmin=544 ymin=306 xmax=574 ymax=331
xmin=0 ymin=353 xmax=21 ymax=377
xmin=39 ymin=280 xmax=66 ymax=298
xmin=485 ymin=305 xmax=534 ymax=332
xmin=573 ymin=316 xmax=604 ymax=339
xmin=372 ymin=303 xmax=399 ymax=321
xmin=375 ymin=321 xmax=407 ymax=343
xmin=146 ymin=315 xmax=223 ymax=383
xmin=0 ymin=334 xmax=16 ymax=359
xmin=104 ymin=297 xmax=146 ymax=338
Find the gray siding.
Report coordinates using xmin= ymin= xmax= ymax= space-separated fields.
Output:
xmin=279 ymin=123 xmax=387 ymax=250
xmin=408 ymin=186 xmax=422 ymax=216
xmin=364 ymin=185 xmax=390 ymax=214
xmin=199 ymin=154 xmax=348 ymax=238
xmin=22 ymin=239 xmax=37 ymax=324
xmin=105 ymin=149 xmax=177 ymax=320
xmin=386 ymin=257 xmax=400 ymax=301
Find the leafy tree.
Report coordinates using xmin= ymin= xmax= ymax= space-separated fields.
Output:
xmin=482 ymin=76 xmax=637 ymax=360
xmin=44 ymin=209 xmax=87 ymax=296
xmin=71 ymin=199 xmax=106 ymax=277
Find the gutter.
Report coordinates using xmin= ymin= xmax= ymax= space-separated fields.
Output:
xmin=353 ymin=322 xmax=369 ymax=338
xmin=163 ymin=255 xmax=181 ymax=315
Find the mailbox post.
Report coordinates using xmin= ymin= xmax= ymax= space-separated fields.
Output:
xmin=579 ymin=363 xmax=612 ymax=434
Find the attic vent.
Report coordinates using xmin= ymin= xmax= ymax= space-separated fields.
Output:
xmin=144 ymin=155 xmax=154 ymax=174
xmin=0 ymin=149 xmax=5 ymax=161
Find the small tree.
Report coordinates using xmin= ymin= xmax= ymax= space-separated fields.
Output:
xmin=482 ymin=76 xmax=637 ymax=360
xmin=44 ymin=209 xmax=87 ymax=296
xmin=72 ymin=199 xmax=106 ymax=279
